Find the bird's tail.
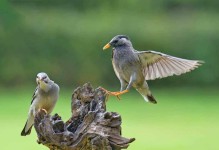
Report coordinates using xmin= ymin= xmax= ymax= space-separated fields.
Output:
xmin=21 ymin=117 xmax=34 ymax=136
xmin=145 ymin=94 xmax=157 ymax=104
xmin=136 ymin=87 xmax=157 ymax=104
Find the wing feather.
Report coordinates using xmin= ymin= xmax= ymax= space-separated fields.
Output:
xmin=136 ymin=50 xmax=203 ymax=80
xmin=159 ymin=59 xmax=170 ymax=77
xmin=31 ymin=87 xmax=38 ymax=104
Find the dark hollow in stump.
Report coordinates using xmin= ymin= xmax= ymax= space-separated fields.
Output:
xmin=34 ymin=83 xmax=135 ymax=150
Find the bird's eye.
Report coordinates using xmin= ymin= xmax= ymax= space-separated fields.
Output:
xmin=42 ymin=76 xmax=47 ymax=80
xmin=113 ymin=40 xmax=118 ymax=43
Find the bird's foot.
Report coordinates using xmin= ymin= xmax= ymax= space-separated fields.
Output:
xmin=101 ymin=88 xmax=128 ymax=100
xmin=109 ymin=90 xmax=129 ymax=96
xmin=41 ymin=108 xmax=48 ymax=114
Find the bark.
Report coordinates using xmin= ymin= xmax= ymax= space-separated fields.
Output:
xmin=34 ymin=83 xmax=135 ymax=150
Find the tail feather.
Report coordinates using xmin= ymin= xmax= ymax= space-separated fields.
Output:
xmin=146 ymin=94 xmax=157 ymax=104
xmin=140 ymin=92 xmax=157 ymax=104
xmin=21 ymin=120 xmax=33 ymax=136
xmin=136 ymin=86 xmax=157 ymax=104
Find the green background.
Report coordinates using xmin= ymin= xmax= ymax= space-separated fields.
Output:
xmin=0 ymin=0 xmax=218 ymax=149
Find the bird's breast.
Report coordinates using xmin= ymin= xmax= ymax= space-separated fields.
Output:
xmin=112 ymin=50 xmax=144 ymax=83
xmin=35 ymin=90 xmax=58 ymax=114
xmin=39 ymin=96 xmax=57 ymax=113
xmin=113 ymin=57 xmax=136 ymax=81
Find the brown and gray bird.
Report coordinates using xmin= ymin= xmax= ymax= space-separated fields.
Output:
xmin=103 ymin=35 xmax=203 ymax=104
xmin=21 ymin=72 xmax=59 ymax=136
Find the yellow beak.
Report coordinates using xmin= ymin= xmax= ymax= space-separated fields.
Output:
xmin=36 ymin=78 xmax=40 ymax=84
xmin=103 ymin=43 xmax=111 ymax=50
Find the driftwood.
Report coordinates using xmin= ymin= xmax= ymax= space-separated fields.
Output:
xmin=34 ymin=83 xmax=135 ymax=150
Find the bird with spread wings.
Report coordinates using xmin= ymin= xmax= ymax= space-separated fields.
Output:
xmin=103 ymin=35 xmax=203 ymax=103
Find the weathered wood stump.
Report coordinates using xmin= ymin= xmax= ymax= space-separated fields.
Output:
xmin=34 ymin=83 xmax=135 ymax=150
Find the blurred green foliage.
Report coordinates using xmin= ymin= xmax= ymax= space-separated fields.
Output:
xmin=0 ymin=0 xmax=218 ymax=87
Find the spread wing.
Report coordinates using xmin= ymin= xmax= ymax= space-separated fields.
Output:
xmin=31 ymin=87 xmax=39 ymax=104
xmin=135 ymin=50 xmax=203 ymax=80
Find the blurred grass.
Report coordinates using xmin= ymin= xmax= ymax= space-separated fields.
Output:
xmin=0 ymin=87 xmax=218 ymax=150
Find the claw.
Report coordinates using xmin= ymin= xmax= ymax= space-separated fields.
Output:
xmin=41 ymin=108 xmax=48 ymax=114
xmin=101 ymin=87 xmax=128 ymax=100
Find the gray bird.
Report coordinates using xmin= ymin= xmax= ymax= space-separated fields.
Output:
xmin=21 ymin=72 xmax=59 ymax=136
xmin=103 ymin=35 xmax=203 ymax=103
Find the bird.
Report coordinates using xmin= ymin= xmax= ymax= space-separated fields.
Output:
xmin=21 ymin=72 xmax=59 ymax=136
xmin=103 ymin=35 xmax=203 ymax=104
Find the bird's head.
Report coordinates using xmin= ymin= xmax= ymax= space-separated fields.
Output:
xmin=36 ymin=72 xmax=50 ymax=86
xmin=36 ymin=72 xmax=52 ymax=92
xmin=103 ymin=35 xmax=132 ymax=50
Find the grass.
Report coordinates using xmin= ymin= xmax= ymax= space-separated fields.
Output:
xmin=0 ymin=87 xmax=219 ymax=150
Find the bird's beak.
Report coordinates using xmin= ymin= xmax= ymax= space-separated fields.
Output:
xmin=36 ymin=78 xmax=40 ymax=85
xmin=103 ymin=43 xmax=111 ymax=50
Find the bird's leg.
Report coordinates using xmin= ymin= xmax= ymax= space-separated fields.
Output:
xmin=100 ymin=76 xmax=135 ymax=100
xmin=120 ymin=79 xmax=128 ymax=91
xmin=110 ymin=90 xmax=129 ymax=96
xmin=100 ymin=79 xmax=128 ymax=100
xmin=107 ymin=79 xmax=129 ymax=99
xmin=100 ymin=87 xmax=128 ymax=100
xmin=113 ymin=73 xmax=137 ymax=96
xmin=41 ymin=108 xmax=48 ymax=114
xmin=126 ymin=73 xmax=137 ymax=90
xmin=107 ymin=79 xmax=132 ymax=97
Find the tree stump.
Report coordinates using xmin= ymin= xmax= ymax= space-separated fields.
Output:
xmin=34 ymin=83 xmax=135 ymax=150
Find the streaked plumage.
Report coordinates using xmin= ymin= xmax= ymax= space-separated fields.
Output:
xmin=103 ymin=35 xmax=203 ymax=103
xmin=21 ymin=72 xmax=59 ymax=136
